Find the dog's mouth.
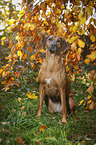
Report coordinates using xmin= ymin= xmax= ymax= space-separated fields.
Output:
xmin=48 ymin=43 xmax=57 ymax=53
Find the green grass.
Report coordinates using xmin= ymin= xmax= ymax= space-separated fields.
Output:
xmin=0 ymin=72 xmax=96 ymax=145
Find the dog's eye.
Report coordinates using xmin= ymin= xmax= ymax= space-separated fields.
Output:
xmin=48 ymin=38 xmax=53 ymax=41
xmin=57 ymin=39 xmax=61 ymax=43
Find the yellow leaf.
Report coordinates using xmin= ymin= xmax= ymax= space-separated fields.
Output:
xmin=51 ymin=19 xmax=56 ymax=23
xmin=19 ymin=10 xmax=24 ymax=18
xmin=26 ymin=91 xmax=37 ymax=99
xmin=87 ymin=6 xmax=92 ymax=15
xmin=40 ymin=49 xmax=45 ymax=53
xmin=0 ymin=69 xmax=3 ymax=74
xmin=79 ymin=12 xmax=84 ymax=19
xmin=84 ymin=58 xmax=90 ymax=64
xmin=1 ymin=80 xmax=6 ymax=84
xmin=7 ymin=19 xmax=15 ymax=25
xmin=1 ymin=36 xmax=7 ymax=45
xmin=68 ymin=37 xmax=77 ymax=43
xmin=47 ymin=12 xmax=51 ymax=16
xmin=61 ymin=4 xmax=65 ymax=9
xmin=2 ymin=71 xmax=6 ymax=77
xmin=43 ymin=20 xmax=49 ymax=26
xmin=30 ymin=24 xmax=35 ymax=30
xmin=87 ymin=95 xmax=91 ymax=100
xmin=87 ymin=100 xmax=92 ymax=104
xmin=78 ymin=39 xmax=85 ymax=48
xmin=5 ymin=87 xmax=9 ymax=91
xmin=90 ymin=35 xmax=95 ymax=42
xmin=73 ymin=22 xmax=79 ymax=32
xmin=17 ymin=51 xmax=22 ymax=56
xmin=79 ymin=100 xmax=84 ymax=105
xmin=57 ymin=8 xmax=61 ymax=14
xmin=1 ymin=41 xmax=4 ymax=45
xmin=16 ymin=36 xmax=20 ymax=40
xmin=74 ymin=65 xmax=79 ymax=70
xmin=89 ymin=1 xmax=94 ymax=6
xmin=8 ymin=59 xmax=12 ymax=63
xmin=72 ymin=74 xmax=75 ymax=82
xmin=24 ymin=23 xmax=31 ymax=30
xmin=17 ymin=97 xmax=21 ymax=103
xmin=77 ymin=48 xmax=82 ymax=55
xmin=30 ymin=54 xmax=36 ymax=60
xmin=1 ymin=36 xmax=6 ymax=41
xmin=88 ymin=51 xmax=96 ymax=61
xmin=66 ymin=66 xmax=70 ymax=72
xmin=80 ymin=16 xmax=86 ymax=25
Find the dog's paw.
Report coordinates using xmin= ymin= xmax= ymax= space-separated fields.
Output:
xmin=36 ymin=110 xmax=41 ymax=117
xmin=62 ymin=117 xmax=67 ymax=124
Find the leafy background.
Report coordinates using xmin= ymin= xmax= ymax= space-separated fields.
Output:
xmin=0 ymin=0 xmax=96 ymax=144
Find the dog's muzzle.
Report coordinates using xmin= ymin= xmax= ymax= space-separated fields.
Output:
xmin=48 ymin=42 xmax=57 ymax=53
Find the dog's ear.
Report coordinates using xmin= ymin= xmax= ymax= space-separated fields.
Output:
xmin=40 ymin=36 xmax=49 ymax=48
xmin=60 ymin=38 xmax=68 ymax=54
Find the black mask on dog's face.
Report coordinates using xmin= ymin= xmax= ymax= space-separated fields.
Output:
xmin=48 ymin=42 xmax=57 ymax=53
xmin=47 ymin=37 xmax=61 ymax=54
xmin=40 ymin=35 xmax=68 ymax=55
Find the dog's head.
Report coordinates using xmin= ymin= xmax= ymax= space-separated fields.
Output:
xmin=41 ymin=35 xmax=68 ymax=55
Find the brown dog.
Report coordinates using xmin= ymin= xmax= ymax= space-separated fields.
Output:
xmin=37 ymin=35 xmax=76 ymax=124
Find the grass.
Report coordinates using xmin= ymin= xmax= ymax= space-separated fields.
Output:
xmin=0 ymin=71 xmax=96 ymax=145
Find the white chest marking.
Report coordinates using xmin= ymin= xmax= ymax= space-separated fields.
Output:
xmin=45 ymin=78 xmax=51 ymax=84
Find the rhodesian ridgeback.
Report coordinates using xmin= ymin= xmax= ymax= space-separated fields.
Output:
xmin=37 ymin=35 xmax=76 ymax=124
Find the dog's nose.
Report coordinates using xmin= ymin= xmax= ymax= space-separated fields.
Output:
xmin=51 ymin=42 xmax=56 ymax=48
xmin=49 ymin=42 xmax=57 ymax=53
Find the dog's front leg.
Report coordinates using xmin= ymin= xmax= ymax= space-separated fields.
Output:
xmin=37 ymin=83 xmax=44 ymax=116
xmin=60 ymin=88 xmax=67 ymax=124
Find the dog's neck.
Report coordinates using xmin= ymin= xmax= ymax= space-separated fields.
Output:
xmin=45 ymin=49 xmax=64 ymax=66
xmin=46 ymin=49 xmax=61 ymax=58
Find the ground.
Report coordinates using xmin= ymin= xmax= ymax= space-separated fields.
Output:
xmin=0 ymin=70 xmax=96 ymax=145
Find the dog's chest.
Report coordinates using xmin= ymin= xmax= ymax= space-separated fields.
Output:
xmin=38 ymin=54 xmax=66 ymax=89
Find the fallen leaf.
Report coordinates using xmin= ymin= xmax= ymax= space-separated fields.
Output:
xmin=39 ymin=124 xmax=47 ymax=132
xmin=89 ymin=102 xmax=94 ymax=110
xmin=21 ymin=106 xmax=25 ymax=110
xmin=26 ymin=91 xmax=38 ymax=99
xmin=87 ymin=84 xmax=94 ymax=93
xmin=79 ymin=100 xmax=84 ymax=105
xmin=87 ymin=95 xmax=91 ymax=100
xmin=17 ymin=97 xmax=21 ymax=103
xmin=16 ymin=136 xmax=26 ymax=145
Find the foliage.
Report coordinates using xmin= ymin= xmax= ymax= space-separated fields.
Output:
xmin=0 ymin=0 xmax=20 ymax=70
xmin=0 ymin=1 xmax=96 ymax=144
